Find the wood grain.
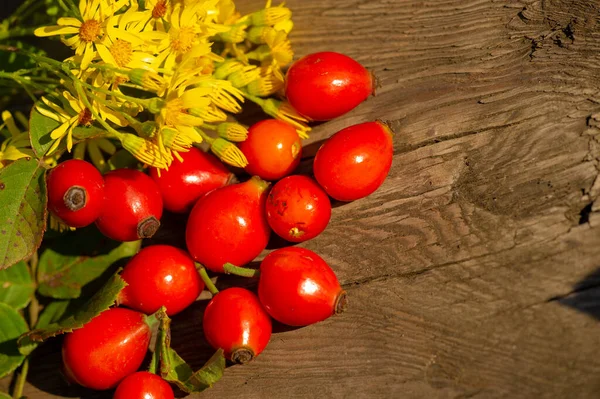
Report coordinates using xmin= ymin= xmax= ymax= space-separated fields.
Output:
xmin=3 ymin=0 xmax=600 ymax=397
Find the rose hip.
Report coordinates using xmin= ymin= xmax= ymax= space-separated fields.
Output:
xmin=95 ymin=168 xmax=163 ymax=241
xmin=285 ymin=51 xmax=373 ymax=121
xmin=266 ymin=175 xmax=331 ymax=242
xmin=149 ymin=147 xmax=233 ymax=213
xmin=113 ymin=371 xmax=174 ymax=399
xmin=239 ymin=119 xmax=302 ymax=181
xmin=118 ymin=245 xmax=204 ymax=316
xmin=62 ymin=308 xmax=151 ymax=390
xmin=186 ymin=176 xmax=271 ymax=273
xmin=313 ymin=121 xmax=393 ymax=201
xmin=203 ymin=287 xmax=272 ymax=364
xmin=258 ymin=247 xmax=346 ymax=326
xmin=47 ymin=159 xmax=104 ymax=228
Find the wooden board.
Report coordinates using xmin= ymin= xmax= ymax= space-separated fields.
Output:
xmin=3 ymin=0 xmax=600 ymax=397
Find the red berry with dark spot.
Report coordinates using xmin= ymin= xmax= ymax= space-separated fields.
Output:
xmin=313 ymin=121 xmax=393 ymax=201
xmin=114 ymin=372 xmax=174 ymax=399
xmin=186 ymin=176 xmax=271 ymax=273
xmin=62 ymin=308 xmax=151 ymax=390
xmin=258 ymin=247 xmax=347 ymax=327
xmin=95 ymin=168 xmax=163 ymax=242
xmin=266 ymin=175 xmax=331 ymax=242
xmin=149 ymin=147 xmax=233 ymax=213
xmin=47 ymin=159 xmax=104 ymax=228
xmin=203 ymin=287 xmax=272 ymax=364
xmin=239 ymin=119 xmax=302 ymax=181
xmin=118 ymin=245 xmax=204 ymax=316
xmin=285 ymin=51 xmax=373 ymax=121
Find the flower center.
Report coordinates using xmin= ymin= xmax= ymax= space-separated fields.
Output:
xmin=109 ymin=39 xmax=133 ymax=67
xmin=152 ymin=0 xmax=167 ymax=19
xmin=79 ymin=20 xmax=102 ymax=42
xmin=170 ymin=26 xmax=195 ymax=54
xmin=78 ymin=108 xmax=92 ymax=126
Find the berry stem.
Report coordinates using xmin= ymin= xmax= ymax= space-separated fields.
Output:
xmin=12 ymin=358 xmax=29 ymax=399
xmin=223 ymin=262 xmax=260 ymax=278
xmin=197 ymin=264 xmax=219 ymax=295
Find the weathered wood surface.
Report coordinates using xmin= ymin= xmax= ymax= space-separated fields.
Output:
xmin=4 ymin=0 xmax=600 ymax=397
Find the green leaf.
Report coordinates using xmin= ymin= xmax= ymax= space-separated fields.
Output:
xmin=17 ymin=273 xmax=125 ymax=353
xmin=151 ymin=308 xmax=225 ymax=393
xmin=36 ymin=300 xmax=70 ymax=329
xmin=37 ymin=227 xmax=140 ymax=299
xmin=0 ymin=158 xmax=47 ymax=270
xmin=0 ymin=303 xmax=28 ymax=378
xmin=0 ymin=261 xmax=34 ymax=309
xmin=29 ymin=106 xmax=105 ymax=158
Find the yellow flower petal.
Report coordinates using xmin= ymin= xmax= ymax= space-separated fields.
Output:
xmin=1 ymin=111 xmax=21 ymax=137
xmin=80 ymin=42 xmax=96 ymax=70
xmin=34 ymin=25 xmax=79 ymax=37
xmin=95 ymin=43 xmax=118 ymax=66
xmin=50 ymin=119 xmax=74 ymax=140
xmin=57 ymin=17 xmax=82 ymax=27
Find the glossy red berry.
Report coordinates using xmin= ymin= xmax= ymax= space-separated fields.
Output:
xmin=203 ymin=287 xmax=272 ymax=364
xmin=258 ymin=247 xmax=347 ymax=326
xmin=266 ymin=175 xmax=331 ymax=242
xmin=62 ymin=308 xmax=151 ymax=390
xmin=118 ymin=245 xmax=204 ymax=316
xmin=285 ymin=51 xmax=373 ymax=121
xmin=95 ymin=168 xmax=163 ymax=241
xmin=186 ymin=176 xmax=271 ymax=273
xmin=114 ymin=372 xmax=174 ymax=399
xmin=149 ymin=147 xmax=233 ymax=213
xmin=46 ymin=159 xmax=104 ymax=228
xmin=239 ymin=119 xmax=302 ymax=181
xmin=313 ymin=121 xmax=393 ymax=201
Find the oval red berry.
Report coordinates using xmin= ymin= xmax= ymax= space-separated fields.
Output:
xmin=285 ymin=51 xmax=373 ymax=121
xmin=313 ymin=121 xmax=393 ymax=201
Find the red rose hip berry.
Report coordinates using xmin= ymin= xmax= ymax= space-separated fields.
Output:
xmin=266 ymin=175 xmax=331 ymax=242
xmin=258 ymin=247 xmax=347 ymax=326
xmin=313 ymin=121 xmax=393 ymax=201
xmin=149 ymin=147 xmax=233 ymax=213
xmin=62 ymin=308 xmax=151 ymax=390
xmin=203 ymin=287 xmax=272 ymax=363
xmin=186 ymin=176 xmax=271 ymax=273
xmin=47 ymin=159 xmax=104 ymax=228
xmin=239 ymin=119 xmax=302 ymax=181
xmin=114 ymin=372 xmax=174 ymax=399
xmin=285 ymin=51 xmax=373 ymax=121
xmin=95 ymin=168 xmax=163 ymax=241
xmin=118 ymin=245 xmax=204 ymax=316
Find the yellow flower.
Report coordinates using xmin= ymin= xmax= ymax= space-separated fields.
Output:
xmin=34 ymin=0 xmax=131 ymax=70
xmin=0 ymin=111 xmax=36 ymax=167
xmin=35 ymin=92 xmax=94 ymax=154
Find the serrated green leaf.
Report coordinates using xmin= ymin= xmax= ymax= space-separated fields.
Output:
xmin=0 ymin=261 xmax=34 ymax=309
xmin=0 ymin=303 xmax=28 ymax=378
xmin=17 ymin=273 xmax=125 ymax=353
xmin=0 ymin=158 xmax=47 ymax=270
xmin=37 ymin=227 xmax=140 ymax=299
xmin=29 ymin=106 xmax=105 ymax=158
xmin=152 ymin=307 xmax=225 ymax=393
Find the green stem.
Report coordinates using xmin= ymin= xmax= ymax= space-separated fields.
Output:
xmin=194 ymin=127 xmax=215 ymax=144
xmin=0 ymin=27 xmax=37 ymax=41
xmin=28 ymin=252 xmax=39 ymax=328
xmin=12 ymin=358 xmax=28 ymax=399
xmin=196 ymin=264 xmax=219 ymax=295
xmin=79 ymin=80 xmax=151 ymax=107
xmin=223 ymin=262 xmax=260 ymax=278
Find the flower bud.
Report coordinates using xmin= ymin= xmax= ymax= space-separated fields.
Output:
xmin=217 ymin=123 xmax=248 ymax=142
xmin=210 ymin=138 xmax=248 ymax=168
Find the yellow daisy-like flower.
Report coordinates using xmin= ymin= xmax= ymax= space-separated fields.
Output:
xmin=34 ymin=0 xmax=132 ymax=70
xmin=0 ymin=111 xmax=36 ymax=168
xmin=35 ymin=92 xmax=94 ymax=154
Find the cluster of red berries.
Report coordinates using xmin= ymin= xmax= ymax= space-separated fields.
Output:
xmin=46 ymin=52 xmax=393 ymax=397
